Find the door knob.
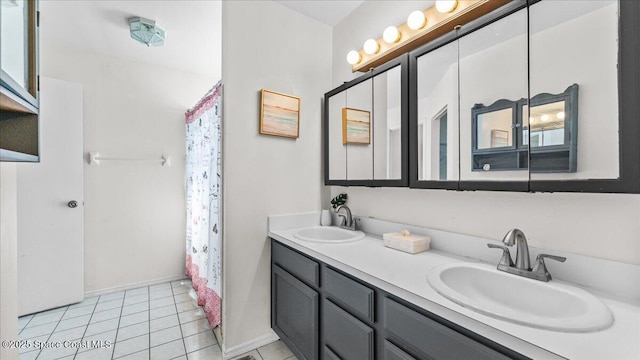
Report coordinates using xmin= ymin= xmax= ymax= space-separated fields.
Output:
xmin=68 ymin=201 xmax=78 ymax=208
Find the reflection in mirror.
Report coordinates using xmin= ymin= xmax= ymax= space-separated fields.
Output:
xmin=416 ymin=40 xmax=459 ymax=182
xmin=346 ymin=79 xmax=373 ymax=180
xmin=328 ymin=92 xmax=346 ymax=181
xmin=0 ymin=0 xmax=28 ymax=89
xmin=476 ymin=107 xmax=513 ymax=149
xmin=526 ymin=102 xmax=566 ymax=147
xmin=459 ymin=8 xmax=529 ymax=181
xmin=373 ymin=65 xmax=402 ymax=180
xmin=529 ymin=0 xmax=618 ymax=180
xmin=522 ymin=84 xmax=579 ymax=173
xmin=471 ymin=100 xmax=524 ymax=171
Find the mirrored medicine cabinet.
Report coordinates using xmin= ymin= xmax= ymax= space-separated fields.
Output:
xmin=324 ymin=55 xmax=409 ymax=187
xmin=323 ymin=0 xmax=640 ymax=193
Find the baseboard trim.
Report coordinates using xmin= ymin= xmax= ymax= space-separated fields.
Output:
xmin=84 ymin=275 xmax=188 ymax=298
xmin=221 ymin=331 xmax=280 ymax=359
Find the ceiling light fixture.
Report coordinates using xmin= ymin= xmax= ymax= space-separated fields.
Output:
xmin=557 ymin=111 xmax=566 ymax=119
xmin=345 ymin=0 xmax=507 ymax=71
xmin=407 ymin=10 xmax=427 ymax=30
xmin=383 ymin=26 xmax=401 ymax=44
xmin=129 ymin=17 xmax=166 ymax=47
xmin=541 ymin=114 xmax=550 ymax=122
xmin=1 ymin=0 xmax=19 ymax=8
xmin=363 ymin=39 xmax=380 ymax=55
xmin=435 ymin=0 xmax=459 ymax=14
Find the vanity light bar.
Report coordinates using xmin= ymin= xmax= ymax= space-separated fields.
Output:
xmin=348 ymin=0 xmax=510 ymax=72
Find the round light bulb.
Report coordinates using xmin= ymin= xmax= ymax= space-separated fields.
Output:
xmin=383 ymin=26 xmax=401 ymax=44
xmin=529 ymin=117 xmax=535 ymax=124
xmin=435 ymin=0 xmax=458 ymax=13
xmin=541 ymin=114 xmax=550 ymax=122
xmin=346 ymin=50 xmax=361 ymax=65
xmin=556 ymin=111 xmax=565 ymax=119
xmin=363 ymin=39 xmax=380 ymax=55
xmin=407 ymin=10 xmax=426 ymax=30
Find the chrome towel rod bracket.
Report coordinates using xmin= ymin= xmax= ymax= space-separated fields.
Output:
xmin=88 ymin=152 xmax=171 ymax=167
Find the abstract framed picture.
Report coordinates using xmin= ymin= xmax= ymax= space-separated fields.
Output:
xmin=342 ymin=107 xmax=371 ymax=144
xmin=259 ymin=89 xmax=300 ymax=139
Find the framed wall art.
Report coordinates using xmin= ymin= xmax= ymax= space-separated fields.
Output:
xmin=260 ymin=89 xmax=300 ymax=139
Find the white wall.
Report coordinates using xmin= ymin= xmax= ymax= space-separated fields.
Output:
xmin=40 ymin=43 xmax=215 ymax=293
xmin=330 ymin=1 xmax=640 ymax=265
xmin=0 ymin=163 xmax=19 ymax=360
xmin=221 ymin=0 xmax=332 ymax=351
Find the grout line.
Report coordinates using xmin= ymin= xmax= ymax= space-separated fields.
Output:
xmin=85 ymin=293 xmax=117 ymax=359
xmin=110 ymin=333 xmax=149 ymax=359
xmin=115 ymin=348 xmax=149 ymax=360
xmin=147 ymin=285 xmax=151 ymax=360
xmin=29 ymin=307 xmax=69 ymax=360
xmin=40 ymin=307 xmax=74 ymax=360
xmin=19 ymin=305 xmax=69 ymax=333
xmin=170 ymin=280 xmax=189 ymax=358
xmin=108 ymin=286 xmax=149 ymax=359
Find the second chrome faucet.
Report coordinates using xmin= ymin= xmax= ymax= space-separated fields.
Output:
xmin=488 ymin=228 xmax=566 ymax=282
xmin=335 ymin=205 xmax=356 ymax=231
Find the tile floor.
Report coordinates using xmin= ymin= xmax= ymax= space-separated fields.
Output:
xmin=17 ymin=279 xmax=295 ymax=360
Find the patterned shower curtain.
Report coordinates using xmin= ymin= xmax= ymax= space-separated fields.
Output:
xmin=184 ymin=82 xmax=222 ymax=328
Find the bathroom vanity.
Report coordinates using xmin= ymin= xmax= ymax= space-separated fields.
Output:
xmin=272 ymin=240 xmax=524 ymax=360
xmin=269 ymin=213 xmax=640 ymax=360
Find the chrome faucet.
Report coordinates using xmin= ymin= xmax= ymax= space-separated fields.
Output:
xmin=502 ymin=228 xmax=530 ymax=270
xmin=488 ymin=228 xmax=566 ymax=282
xmin=335 ymin=205 xmax=356 ymax=230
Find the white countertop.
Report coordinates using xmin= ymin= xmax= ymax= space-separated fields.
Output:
xmin=268 ymin=213 xmax=640 ymax=360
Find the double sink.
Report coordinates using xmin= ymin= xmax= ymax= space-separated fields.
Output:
xmin=291 ymin=225 xmax=613 ymax=333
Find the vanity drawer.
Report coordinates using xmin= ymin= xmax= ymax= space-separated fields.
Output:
xmin=322 ymin=266 xmax=375 ymax=322
xmin=383 ymin=297 xmax=512 ymax=360
xmin=272 ymin=240 xmax=319 ymax=287
xmin=323 ymin=299 xmax=374 ymax=360
xmin=383 ymin=341 xmax=416 ymax=360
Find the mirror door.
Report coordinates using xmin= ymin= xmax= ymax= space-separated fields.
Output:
xmin=373 ymin=65 xmax=404 ymax=181
xmin=326 ymin=90 xmax=347 ymax=185
xmin=345 ymin=78 xmax=374 ymax=181
xmin=324 ymin=56 xmax=408 ymax=187
xmin=410 ymin=39 xmax=459 ymax=189
xmin=458 ymin=7 xmax=529 ymax=190
xmin=528 ymin=0 xmax=620 ymax=185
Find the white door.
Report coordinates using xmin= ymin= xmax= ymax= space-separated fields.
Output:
xmin=17 ymin=77 xmax=84 ymax=315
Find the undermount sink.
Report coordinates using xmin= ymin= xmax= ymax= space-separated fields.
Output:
xmin=293 ymin=226 xmax=365 ymax=243
xmin=427 ymin=262 xmax=613 ymax=332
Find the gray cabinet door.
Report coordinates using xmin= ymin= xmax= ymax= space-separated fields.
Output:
xmin=272 ymin=265 xmax=319 ymax=360
xmin=323 ymin=299 xmax=374 ymax=360
xmin=383 ymin=341 xmax=416 ymax=360
xmin=384 ymin=297 xmax=512 ymax=360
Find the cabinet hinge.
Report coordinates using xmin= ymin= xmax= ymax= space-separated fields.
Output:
xmin=37 ymin=11 xmax=40 ymax=27
xmin=37 ymin=75 xmax=40 ymax=92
